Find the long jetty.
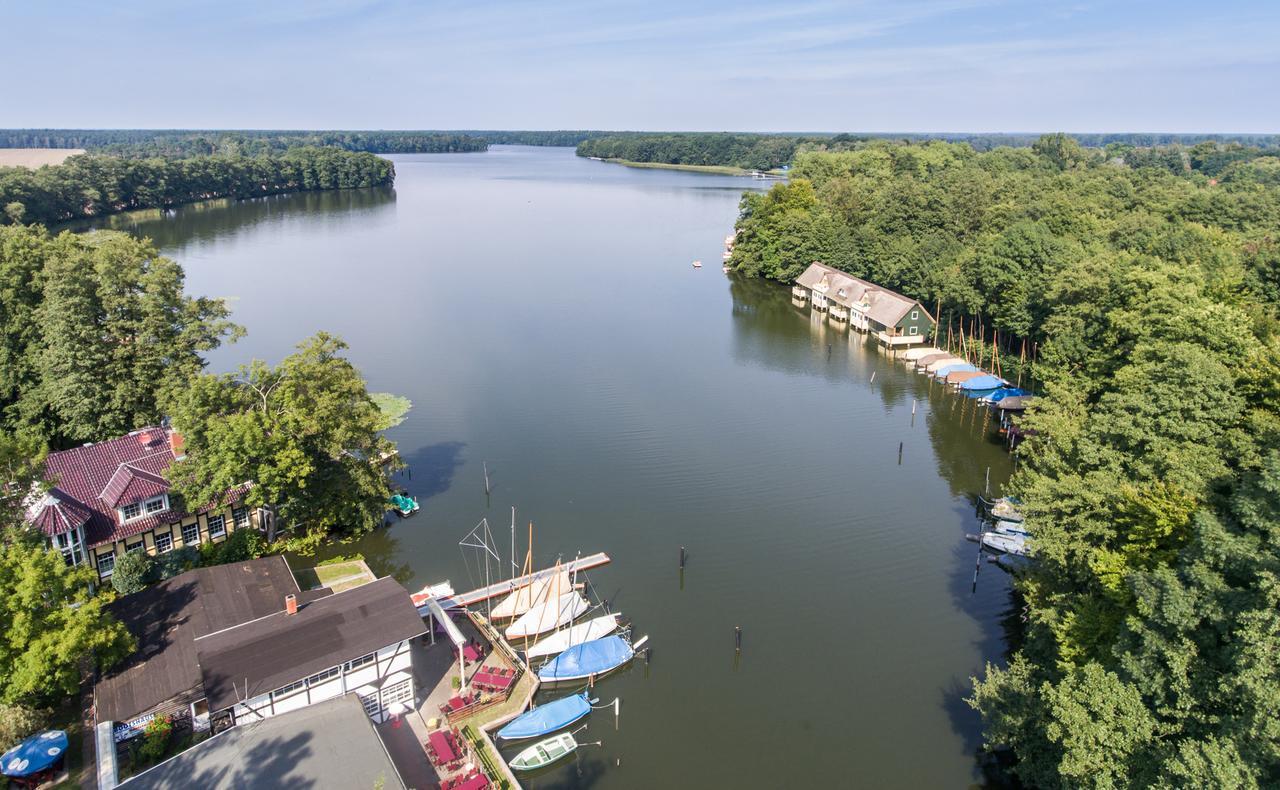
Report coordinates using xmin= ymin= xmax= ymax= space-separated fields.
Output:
xmin=418 ymin=551 xmax=611 ymax=613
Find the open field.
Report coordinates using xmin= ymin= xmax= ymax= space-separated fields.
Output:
xmin=0 ymin=148 xmax=83 ymax=167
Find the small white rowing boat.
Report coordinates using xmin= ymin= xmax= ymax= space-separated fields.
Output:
xmin=981 ymin=531 xmax=1028 ymax=556
xmin=526 ymin=613 xmax=620 ymax=660
xmin=505 ymin=591 xmax=590 ymax=640
xmin=510 ymin=732 xmax=578 ymax=771
xmin=692 ymin=260 xmax=702 ymax=268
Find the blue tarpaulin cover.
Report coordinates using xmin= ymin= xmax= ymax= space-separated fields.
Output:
xmin=497 ymin=693 xmax=592 ymax=740
xmin=2 ymin=730 xmax=66 ymax=777
xmin=986 ymin=387 xmax=1028 ymax=402
xmin=934 ymin=363 xmax=978 ymax=378
xmin=537 ymin=635 xmax=633 ymax=682
xmin=961 ymin=374 xmax=1007 ymax=390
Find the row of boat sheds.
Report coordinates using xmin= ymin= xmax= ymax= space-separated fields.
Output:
xmin=410 ymin=544 xmax=649 ymax=786
xmin=897 ymin=346 xmax=1036 ymax=449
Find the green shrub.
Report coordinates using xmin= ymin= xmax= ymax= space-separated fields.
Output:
xmin=156 ymin=546 xmax=200 ymax=580
xmin=136 ymin=715 xmax=172 ymax=766
xmin=0 ymin=703 xmax=51 ymax=750
xmin=111 ymin=551 xmax=157 ymax=595
xmin=199 ymin=528 xmax=264 ymax=567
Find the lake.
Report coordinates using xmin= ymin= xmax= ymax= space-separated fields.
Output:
xmin=89 ymin=145 xmax=1015 ymax=788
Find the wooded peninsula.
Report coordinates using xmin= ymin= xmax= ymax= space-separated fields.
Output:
xmin=729 ymin=134 xmax=1280 ymax=787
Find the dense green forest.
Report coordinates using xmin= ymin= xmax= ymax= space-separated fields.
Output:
xmin=0 ymin=147 xmax=394 ymax=225
xmin=578 ymin=132 xmax=1280 ymax=169
xmin=730 ymin=135 xmax=1280 ymax=786
xmin=577 ymin=133 xmax=815 ymax=170
xmin=0 ymin=129 xmax=488 ymax=155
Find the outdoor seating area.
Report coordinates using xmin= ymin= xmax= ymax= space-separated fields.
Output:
xmin=471 ymin=665 xmax=516 ymax=693
xmin=425 ymin=726 xmax=491 ymax=789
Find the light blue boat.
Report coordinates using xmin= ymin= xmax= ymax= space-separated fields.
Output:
xmin=934 ymin=362 xmax=978 ymax=378
xmin=537 ymin=635 xmax=637 ymax=682
xmin=497 ymin=693 xmax=592 ymax=740
xmin=960 ymin=374 xmax=1005 ymax=390
xmin=985 ymin=387 xmax=1029 ymax=403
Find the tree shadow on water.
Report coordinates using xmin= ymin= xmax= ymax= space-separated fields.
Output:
xmin=398 ymin=441 xmax=466 ymax=501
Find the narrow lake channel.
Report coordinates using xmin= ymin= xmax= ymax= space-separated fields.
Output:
xmin=87 ymin=145 xmax=1015 ymax=788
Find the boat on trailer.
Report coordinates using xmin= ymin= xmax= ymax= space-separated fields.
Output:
xmin=497 ymin=693 xmax=594 ymax=740
xmin=526 ymin=613 xmax=620 ymax=660
xmin=509 ymin=732 xmax=579 ymax=771
xmin=537 ymin=634 xmax=648 ymax=683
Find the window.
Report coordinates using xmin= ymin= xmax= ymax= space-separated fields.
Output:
xmin=121 ymin=502 xmax=142 ymax=521
xmin=126 ymin=539 xmax=144 ymax=554
xmin=911 ymin=310 xmax=919 ymax=320
xmin=97 ymin=553 xmax=115 ymax=577
xmin=271 ymin=680 xmax=306 ymax=700
xmin=145 ymin=496 xmax=167 ymax=515
xmin=54 ymin=532 xmax=82 ymax=566
xmin=182 ymin=522 xmax=200 ymax=546
xmin=155 ymin=532 xmax=173 ymax=553
xmin=344 ymin=653 xmax=376 ymax=672
xmin=909 ymin=326 xmax=919 ymax=336
xmin=207 ymin=514 xmax=226 ymax=539
xmin=380 ymin=679 xmax=413 ymax=708
xmin=232 ymin=506 xmax=250 ymax=529
xmin=306 ymin=666 xmax=342 ymax=686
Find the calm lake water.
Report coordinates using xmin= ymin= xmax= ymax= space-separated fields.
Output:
xmin=90 ymin=146 xmax=1015 ymax=788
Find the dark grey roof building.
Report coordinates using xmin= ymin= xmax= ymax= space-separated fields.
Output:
xmin=120 ymin=693 xmax=407 ymax=790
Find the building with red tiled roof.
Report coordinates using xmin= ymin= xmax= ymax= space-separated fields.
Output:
xmin=25 ymin=426 xmax=263 ymax=581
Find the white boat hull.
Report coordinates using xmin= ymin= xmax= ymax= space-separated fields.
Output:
xmin=982 ymin=531 xmax=1028 ymax=556
xmin=526 ymin=614 xmax=620 ymax=660
xmin=491 ymin=572 xmax=571 ymax=620
xmin=505 ymin=592 xmax=590 ymax=640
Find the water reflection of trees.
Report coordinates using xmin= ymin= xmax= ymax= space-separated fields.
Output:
xmin=66 ymin=186 xmax=397 ymax=249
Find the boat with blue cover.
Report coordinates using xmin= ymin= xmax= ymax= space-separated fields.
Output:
xmin=934 ymin=362 xmax=977 ymax=379
xmin=497 ymin=693 xmax=594 ymax=740
xmin=959 ymin=374 xmax=1005 ymax=390
xmin=537 ymin=634 xmax=647 ymax=682
xmin=982 ymin=387 xmax=1029 ymax=403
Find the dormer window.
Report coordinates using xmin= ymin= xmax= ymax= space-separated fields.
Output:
xmin=120 ymin=495 xmax=167 ymax=523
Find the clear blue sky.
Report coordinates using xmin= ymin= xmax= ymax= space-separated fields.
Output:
xmin=3 ymin=0 xmax=1277 ymax=132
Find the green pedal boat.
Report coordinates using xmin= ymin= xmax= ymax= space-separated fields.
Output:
xmin=509 ymin=732 xmax=578 ymax=771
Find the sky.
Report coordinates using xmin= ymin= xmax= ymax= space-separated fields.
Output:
xmin=3 ymin=0 xmax=1278 ymax=133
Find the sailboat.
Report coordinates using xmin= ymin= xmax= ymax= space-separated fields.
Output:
xmin=537 ymin=634 xmax=648 ymax=682
xmin=496 ymin=693 xmax=594 ymax=740
xmin=509 ymin=732 xmax=579 ymax=771
xmin=490 ymin=571 xmax=572 ymax=620
xmin=505 ymin=591 xmax=590 ymax=640
xmin=525 ymin=614 xmax=620 ymax=660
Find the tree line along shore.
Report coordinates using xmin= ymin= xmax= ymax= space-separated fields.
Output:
xmin=727 ymin=134 xmax=1280 ymax=788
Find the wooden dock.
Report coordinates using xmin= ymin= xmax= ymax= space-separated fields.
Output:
xmin=417 ymin=552 xmax=611 ymax=613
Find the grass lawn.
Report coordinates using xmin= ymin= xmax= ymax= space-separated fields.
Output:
xmin=294 ymin=559 xmax=375 ymax=593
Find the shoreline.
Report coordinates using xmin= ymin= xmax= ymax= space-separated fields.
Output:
xmin=592 ymin=157 xmax=754 ymax=176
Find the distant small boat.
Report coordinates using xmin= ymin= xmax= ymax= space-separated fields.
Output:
xmin=526 ymin=614 xmax=620 ymax=660
xmin=722 ymin=251 xmax=732 ymax=260
xmin=993 ymin=519 xmax=1029 ymax=536
xmin=497 ymin=693 xmax=593 ymax=740
xmin=990 ymin=497 xmax=1024 ymax=522
xmin=410 ymin=580 xmax=454 ymax=608
xmin=692 ymin=260 xmax=702 ymax=268
xmin=981 ymin=531 xmax=1028 ymax=556
xmin=389 ymin=493 xmax=419 ymax=517
xmin=509 ymin=732 xmax=578 ymax=772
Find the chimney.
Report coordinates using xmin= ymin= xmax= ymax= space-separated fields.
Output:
xmin=285 ymin=594 xmax=298 ymax=615
xmin=169 ymin=431 xmax=186 ymax=458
